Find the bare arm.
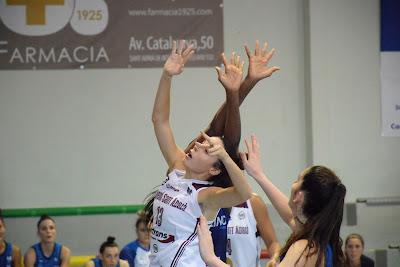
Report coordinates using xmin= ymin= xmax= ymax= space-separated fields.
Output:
xmin=277 ymin=240 xmax=318 ymax=267
xmin=185 ymin=52 xmax=243 ymax=154
xmin=85 ymin=261 xmax=95 ymax=267
xmin=198 ymin=216 xmax=230 ymax=267
xmin=152 ymin=40 xmax=195 ymax=169
xmin=241 ymin=135 xmax=295 ymax=230
xmin=60 ymin=246 xmax=71 ymax=267
xmin=12 ymin=245 xmax=22 ymax=267
xmin=215 ymin=52 xmax=243 ymax=153
xmin=187 ymin=40 xmax=280 ymax=147
xmin=24 ymin=248 xmax=36 ymax=267
xmin=251 ymin=195 xmax=281 ymax=262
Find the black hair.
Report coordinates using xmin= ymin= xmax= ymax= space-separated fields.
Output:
xmin=99 ymin=236 xmax=118 ymax=254
xmin=144 ymin=189 xmax=158 ymax=224
xmin=37 ymin=214 xmax=55 ymax=230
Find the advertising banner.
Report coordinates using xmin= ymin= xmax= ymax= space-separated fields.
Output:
xmin=0 ymin=0 xmax=223 ymax=69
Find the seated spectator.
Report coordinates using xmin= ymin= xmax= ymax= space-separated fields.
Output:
xmin=0 ymin=209 xmax=22 ymax=267
xmin=120 ymin=211 xmax=150 ymax=267
xmin=344 ymin=233 xmax=375 ymax=267
xmin=24 ymin=215 xmax=70 ymax=267
xmin=86 ymin=236 xmax=128 ymax=267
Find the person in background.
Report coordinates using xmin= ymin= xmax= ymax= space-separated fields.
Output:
xmin=0 ymin=209 xmax=22 ymax=267
xmin=344 ymin=233 xmax=374 ymax=267
xmin=120 ymin=211 xmax=151 ymax=267
xmin=205 ymin=40 xmax=281 ymax=265
xmin=198 ymin=136 xmax=347 ymax=267
xmin=226 ymin=194 xmax=280 ymax=267
xmin=86 ymin=236 xmax=129 ymax=267
xmin=24 ymin=214 xmax=71 ymax=267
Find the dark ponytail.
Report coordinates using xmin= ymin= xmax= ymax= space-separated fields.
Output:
xmin=100 ymin=236 xmax=118 ymax=254
xmin=280 ymin=166 xmax=346 ymax=267
xmin=37 ymin=214 xmax=55 ymax=230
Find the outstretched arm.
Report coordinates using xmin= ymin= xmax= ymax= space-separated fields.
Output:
xmin=215 ymin=52 xmax=243 ymax=152
xmin=185 ymin=52 xmax=244 ymax=154
xmin=152 ymin=40 xmax=195 ymax=169
xmin=240 ymin=135 xmax=295 ymax=231
xmin=187 ymin=40 xmax=280 ymax=148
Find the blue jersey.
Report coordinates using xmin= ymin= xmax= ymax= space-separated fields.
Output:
xmin=92 ymin=257 xmax=121 ymax=267
xmin=120 ymin=240 xmax=150 ymax=267
xmin=325 ymin=244 xmax=333 ymax=267
xmin=0 ymin=241 xmax=13 ymax=267
xmin=209 ymin=208 xmax=230 ymax=263
xmin=32 ymin=242 xmax=62 ymax=267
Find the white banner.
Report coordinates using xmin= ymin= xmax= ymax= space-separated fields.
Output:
xmin=381 ymin=0 xmax=400 ymax=136
xmin=0 ymin=0 xmax=223 ymax=69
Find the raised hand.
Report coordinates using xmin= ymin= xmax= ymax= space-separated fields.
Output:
xmin=195 ymin=132 xmax=229 ymax=161
xmin=215 ymin=52 xmax=244 ymax=92
xmin=164 ymin=40 xmax=195 ymax=76
xmin=245 ymin=40 xmax=280 ymax=82
xmin=240 ymin=135 xmax=264 ymax=178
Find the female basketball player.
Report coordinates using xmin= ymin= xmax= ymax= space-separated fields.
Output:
xmin=24 ymin=215 xmax=71 ymax=267
xmin=199 ymin=136 xmax=346 ymax=267
xmin=344 ymin=233 xmax=375 ymax=267
xmin=86 ymin=236 xmax=129 ymax=267
xmin=120 ymin=211 xmax=151 ymax=267
xmin=225 ymin=194 xmax=280 ymax=267
xmin=149 ymin=40 xmax=252 ymax=267
xmin=0 ymin=210 xmax=21 ymax=267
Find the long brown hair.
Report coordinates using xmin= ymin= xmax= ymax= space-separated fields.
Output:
xmin=279 ymin=166 xmax=346 ymax=266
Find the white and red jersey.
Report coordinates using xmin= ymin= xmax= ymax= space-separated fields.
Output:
xmin=149 ymin=169 xmax=211 ymax=267
xmin=226 ymin=200 xmax=261 ymax=267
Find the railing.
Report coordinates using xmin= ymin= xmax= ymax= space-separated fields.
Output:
xmin=356 ymin=196 xmax=400 ymax=206
xmin=2 ymin=204 xmax=145 ymax=218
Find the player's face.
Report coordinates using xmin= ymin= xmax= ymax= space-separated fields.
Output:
xmin=38 ymin=219 xmax=56 ymax=243
xmin=183 ymin=137 xmax=223 ymax=175
xmin=100 ymin=246 xmax=120 ymax=267
xmin=345 ymin=238 xmax=364 ymax=262
xmin=288 ymin=168 xmax=307 ymax=216
xmin=136 ymin=222 xmax=150 ymax=246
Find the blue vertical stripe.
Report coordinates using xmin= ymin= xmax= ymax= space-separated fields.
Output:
xmin=381 ymin=0 xmax=400 ymax=51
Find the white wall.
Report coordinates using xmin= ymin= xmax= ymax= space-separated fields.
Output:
xmin=0 ymin=0 xmax=307 ymax=209
xmin=309 ymin=0 xmax=400 ymax=201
